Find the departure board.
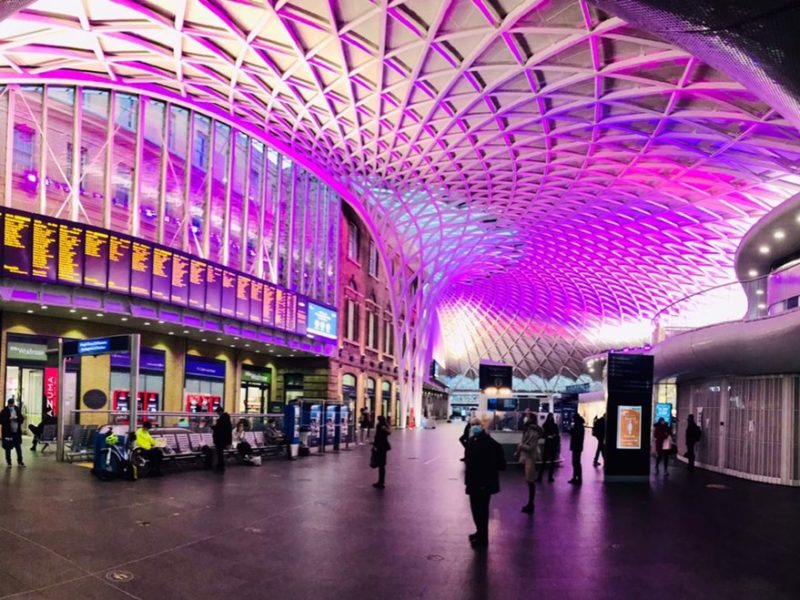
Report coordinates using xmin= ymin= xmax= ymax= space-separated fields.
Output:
xmin=171 ymin=253 xmax=189 ymax=306
xmin=0 ymin=207 xmax=333 ymax=341
xmin=3 ymin=212 xmax=32 ymax=278
xmin=250 ymin=280 xmax=263 ymax=325
xmin=189 ymin=259 xmax=206 ymax=309
xmin=130 ymin=241 xmax=153 ymax=298
xmin=84 ymin=229 xmax=109 ymax=290
xmin=57 ymin=224 xmax=83 ymax=284
xmin=262 ymin=284 xmax=276 ymax=326
xmin=221 ymin=269 xmax=236 ymax=317
xmin=236 ymin=274 xmax=251 ymax=321
xmin=108 ymin=235 xmax=131 ymax=294
xmin=31 ymin=218 xmax=58 ymax=281
xmin=205 ymin=264 xmax=222 ymax=314
xmin=151 ymin=248 xmax=171 ymax=302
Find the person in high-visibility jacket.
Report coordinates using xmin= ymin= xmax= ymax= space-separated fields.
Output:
xmin=135 ymin=420 xmax=163 ymax=476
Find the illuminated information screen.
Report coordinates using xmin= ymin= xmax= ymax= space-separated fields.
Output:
xmin=3 ymin=212 xmax=32 ymax=277
xmin=84 ymin=229 xmax=109 ymax=290
xmin=31 ymin=218 xmax=58 ymax=281
xmin=0 ymin=207 xmax=331 ymax=339
xmin=57 ymin=224 xmax=83 ymax=284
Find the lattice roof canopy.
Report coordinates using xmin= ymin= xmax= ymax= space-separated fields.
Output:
xmin=2 ymin=0 xmax=799 ymax=378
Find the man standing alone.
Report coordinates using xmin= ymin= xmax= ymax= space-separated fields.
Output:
xmin=1 ymin=398 xmax=25 ymax=468
xmin=212 ymin=406 xmax=232 ymax=472
xmin=592 ymin=414 xmax=606 ymax=467
xmin=568 ymin=414 xmax=585 ymax=484
xmin=685 ymin=414 xmax=702 ymax=471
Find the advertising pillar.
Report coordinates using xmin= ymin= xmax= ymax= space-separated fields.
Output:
xmin=603 ymin=353 xmax=654 ymax=482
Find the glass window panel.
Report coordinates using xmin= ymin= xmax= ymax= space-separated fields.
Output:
xmin=139 ymin=98 xmax=164 ymax=242
xmin=12 ymin=85 xmax=43 ymax=212
xmin=326 ymin=192 xmax=339 ymax=305
xmin=303 ymin=176 xmax=318 ymax=296
xmin=46 ymin=87 xmax=78 ymax=219
xmin=278 ymin=158 xmax=293 ymax=287
xmin=189 ymin=114 xmax=210 ymax=256
xmin=291 ymin=168 xmax=307 ymax=291
xmin=164 ymin=105 xmax=189 ymax=248
xmin=228 ymin=131 xmax=248 ymax=268
xmin=264 ymin=148 xmax=280 ymax=281
xmin=209 ymin=121 xmax=230 ymax=264
xmin=79 ymin=89 xmax=109 ymax=226
xmin=313 ymin=183 xmax=326 ymax=300
xmin=246 ymin=139 xmax=264 ymax=274
xmin=0 ymin=87 xmax=9 ymax=204
xmin=110 ymin=93 xmax=138 ymax=234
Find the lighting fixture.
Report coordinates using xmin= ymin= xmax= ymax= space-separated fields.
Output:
xmin=168 ymin=331 xmax=175 ymax=335
xmin=183 ymin=330 xmax=189 ymax=334
xmin=748 ymin=269 xmax=758 ymax=277
xmin=756 ymin=289 xmax=764 ymax=295
xmin=144 ymin=321 xmax=151 ymax=326
xmin=158 ymin=320 xmax=164 ymax=324
xmin=758 ymin=303 xmax=766 ymax=309
xmin=121 ymin=317 xmax=128 ymax=321
xmin=40 ymin=305 xmax=48 ymax=310
xmin=758 ymin=245 xmax=770 ymax=254
xmin=773 ymin=230 xmax=785 ymax=240
xmin=81 ymin=316 xmax=88 ymax=320
xmin=201 ymin=339 xmax=207 ymax=342
xmin=216 ymin=337 xmax=222 ymax=341
xmin=96 ymin=313 xmax=104 ymax=317
xmin=26 ymin=309 xmax=34 ymax=314
xmin=69 ymin=308 xmax=76 ymax=313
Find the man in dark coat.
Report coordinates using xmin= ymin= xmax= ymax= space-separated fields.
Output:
xmin=0 ymin=398 xmax=25 ymax=467
xmin=568 ymin=414 xmax=586 ymax=484
xmin=464 ymin=416 xmax=506 ymax=548
xmin=685 ymin=414 xmax=702 ymax=471
xmin=212 ymin=406 xmax=232 ymax=472
xmin=592 ymin=414 xmax=606 ymax=466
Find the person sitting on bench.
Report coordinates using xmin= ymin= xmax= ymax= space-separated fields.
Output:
xmin=233 ymin=419 xmax=253 ymax=462
xmin=135 ymin=420 xmax=163 ymax=476
xmin=264 ymin=419 xmax=286 ymax=445
xmin=29 ymin=406 xmax=57 ymax=452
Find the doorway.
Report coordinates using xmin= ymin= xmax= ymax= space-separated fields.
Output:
xmin=240 ymin=383 xmax=269 ymax=413
xmin=6 ymin=366 xmax=44 ymax=424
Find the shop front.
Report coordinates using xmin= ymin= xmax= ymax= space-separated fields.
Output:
xmin=381 ymin=380 xmax=391 ymax=420
xmin=240 ymin=366 xmax=272 ymax=414
xmin=184 ymin=355 xmax=226 ymax=413
xmin=4 ymin=334 xmax=79 ymax=424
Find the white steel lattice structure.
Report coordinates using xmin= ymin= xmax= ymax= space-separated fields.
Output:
xmin=1 ymin=1 xmax=800 ymax=418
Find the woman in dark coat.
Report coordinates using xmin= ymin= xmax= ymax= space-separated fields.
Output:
xmin=372 ymin=415 xmax=391 ymax=488
xmin=1 ymin=398 xmax=25 ymax=467
xmin=568 ymin=414 xmax=585 ymax=484
xmin=212 ymin=406 xmax=232 ymax=472
xmin=465 ymin=417 xmax=506 ymax=548
xmin=536 ymin=413 xmax=559 ymax=482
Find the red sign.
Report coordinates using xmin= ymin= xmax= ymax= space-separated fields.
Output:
xmin=44 ymin=367 xmax=59 ymax=415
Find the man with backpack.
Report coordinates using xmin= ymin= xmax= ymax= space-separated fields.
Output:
xmin=685 ymin=414 xmax=702 ymax=471
xmin=592 ymin=414 xmax=606 ymax=467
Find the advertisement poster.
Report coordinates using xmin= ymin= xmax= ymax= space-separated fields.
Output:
xmin=654 ymin=403 xmax=672 ymax=427
xmin=617 ymin=405 xmax=642 ymax=450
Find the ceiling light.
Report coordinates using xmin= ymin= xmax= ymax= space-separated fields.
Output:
xmin=158 ymin=320 xmax=164 ymax=324
xmin=81 ymin=316 xmax=88 ymax=320
xmin=216 ymin=337 xmax=222 ymax=341
xmin=230 ymin=344 xmax=235 ymax=348
xmin=121 ymin=317 xmax=128 ymax=321
xmin=234 ymin=337 xmax=239 ymax=340
xmin=26 ymin=309 xmax=34 ymax=314
xmin=758 ymin=303 xmax=766 ymax=309
xmin=758 ymin=245 xmax=770 ymax=254
xmin=168 ymin=331 xmax=174 ymax=335
xmin=256 ymin=350 xmax=260 ymax=354
xmin=748 ymin=269 xmax=758 ymax=277
xmin=201 ymin=339 xmax=207 ymax=342
xmin=40 ymin=305 xmax=48 ymax=310
xmin=183 ymin=330 xmax=189 ymax=334
xmin=69 ymin=308 xmax=76 ymax=313
xmin=96 ymin=313 xmax=104 ymax=317
xmin=755 ymin=289 xmax=764 ymax=295
xmin=773 ymin=230 xmax=785 ymax=240
xmin=244 ymin=343 xmax=250 ymax=347
xmin=144 ymin=321 xmax=151 ymax=326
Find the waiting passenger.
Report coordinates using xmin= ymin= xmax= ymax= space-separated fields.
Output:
xmin=371 ymin=415 xmax=391 ymax=489
xmin=135 ymin=420 xmax=163 ymax=477
xmin=212 ymin=406 xmax=232 ymax=472
xmin=592 ymin=414 xmax=606 ymax=467
xmin=536 ymin=413 xmax=559 ymax=483
xmin=568 ymin=414 xmax=585 ymax=485
xmin=516 ymin=417 xmax=543 ymax=513
xmin=684 ymin=415 xmax=702 ymax=471
xmin=1 ymin=398 xmax=25 ymax=468
xmin=464 ymin=415 xmax=506 ymax=548
xmin=28 ymin=407 xmax=57 ymax=452
xmin=234 ymin=419 xmax=253 ymax=462
xmin=264 ymin=419 xmax=286 ymax=445
xmin=359 ymin=408 xmax=370 ymax=445
xmin=654 ymin=417 xmax=672 ymax=476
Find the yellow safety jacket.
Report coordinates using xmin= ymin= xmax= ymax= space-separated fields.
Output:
xmin=136 ymin=428 xmax=156 ymax=450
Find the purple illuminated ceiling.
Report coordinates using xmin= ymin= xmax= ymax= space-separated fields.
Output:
xmin=2 ymin=0 xmax=800 ymax=378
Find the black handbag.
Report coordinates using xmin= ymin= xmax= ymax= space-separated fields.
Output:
xmin=369 ymin=446 xmax=379 ymax=468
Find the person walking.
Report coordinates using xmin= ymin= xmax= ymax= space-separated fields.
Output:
xmin=592 ymin=413 xmax=606 ymax=466
xmin=536 ymin=413 xmax=559 ymax=482
xmin=371 ymin=415 xmax=391 ymax=488
xmin=464 ymin=416 xmax=506 ymax=548
xmin=1 ymin=398 xmax=25 ymax=468
xmin=212 ymin=406 xmax=232 ymax=472
xmin=685 ymin=414 xmax=702 ymax=471
xmin=517 ymin=417 xmax=543 ymax=513
xmin=568 ymin=414 xmax=586 ymax=484
xmin=654 ymin=417 xmax=671 ymax=476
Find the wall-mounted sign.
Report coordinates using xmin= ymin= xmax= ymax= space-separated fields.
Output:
xmin=63 ymin=335 xmax=130 ymax=357
xmin=6 ymin=341 xmax=47 ymax=362
xmin=616 ymin=405 xmax=642 ymax=450
xmin=241 ymin=367 xmax=271 ymax=385
xmin=185 ymin=355 xmax=226 ymax=380
xmin=306 ymin=302 xmax=337 ymax=339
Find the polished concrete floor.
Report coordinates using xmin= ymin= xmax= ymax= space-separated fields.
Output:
xmin=1 ymin=423 xmax=798 ymax=600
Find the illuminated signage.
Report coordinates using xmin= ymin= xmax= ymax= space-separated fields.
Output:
xmin=306 ymin=302 xmax=337 ymax=339
xmin=616 ymin=405 xmax=642 ymax=450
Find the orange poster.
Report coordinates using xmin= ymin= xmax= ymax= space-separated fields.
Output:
xmin=617 ymin=406 xmax=642 ymax=450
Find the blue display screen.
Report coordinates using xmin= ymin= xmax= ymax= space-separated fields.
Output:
xmin=655 ymin=403 xmax=672 ymax=427
xmin=306 ymin=302 xmax=337 ymax=339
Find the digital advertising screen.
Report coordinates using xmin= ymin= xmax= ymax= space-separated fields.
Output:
xmin=306 ymin=302 xmax=337 ymax=339
xmin=151 ymin=248 xmax=172 ymax=302
xmin=31 ymin=217 xmax=57 ymax=281
xmin=170 ymin=253 xmax=189 ymax=306
xmin=479 ymin=363 xmax=513 ymax=391
xmin=83 ymin=229 xmax=109 ymax=290
xmin=108 ymin=235 xmax=131 ymax=294
xmin=3 ymin=211 xmax=32 ymax=278
xmin=57 ymin=223 xmax=83 ymax=284
xmin=130 ymin=241 xmax=153 ymax=298
xmin=235 ymin=274 xmax=251 ymax=321
xmin=189 ymin=259 xmax=207 ymax=309
xmin=616 ymin=405 xmax=642 ymax=450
